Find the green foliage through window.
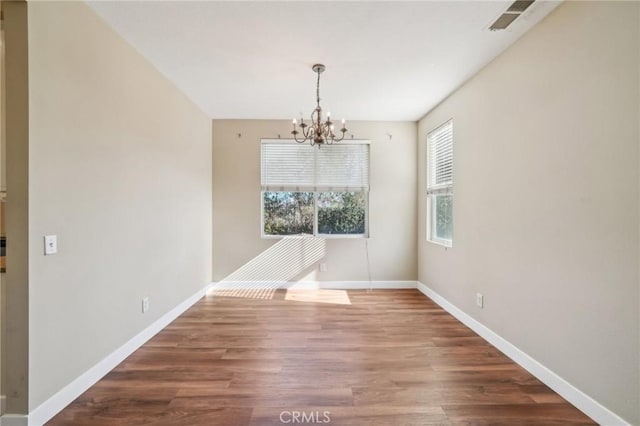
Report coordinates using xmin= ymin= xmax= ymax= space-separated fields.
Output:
xmin=318 ymin=192 xmax=366 ymax=234
xmin=433 ymin=194 xmax=452 ymax=241
xmin=263 ymin=191 xmax=366 ymax=237
xmin=263 ymin=192 xmax=313 ymax=235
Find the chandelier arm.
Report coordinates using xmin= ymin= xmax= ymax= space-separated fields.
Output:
xmin=331 ymin=133 xmax=345 ymax=143
xmin=325 ymin=135 xmax=334 ymax=145
xmin=309 ymin=111 xmax=319 ymax=144
xmin=292 ymin=120 xmax=305 ymax=143
xmin=335 ymin=127 xmax=348 ymax=142
xmin=292 ymin=126 xmax=306 ymax=143
xmin=304 ymin=124 xmax=313 ymax=140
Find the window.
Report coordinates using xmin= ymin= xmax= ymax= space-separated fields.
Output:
xmin=263 ymin=191 xmax=314 ymax=236
xmin=427 ymin=120 xmax=453 ymax=247
xmin=261 ymin=140 xmax=370 ymax=238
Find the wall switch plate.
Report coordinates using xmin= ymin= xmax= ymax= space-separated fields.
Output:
xmin=142 ymin=297 xmax=150 ymax=313
xmin=476 ymin=293 xmax=484 ymax=308
xmin=44 ymin=235 xmax=58 ymax=255
xmin=319 ymin=263 xmax=327 ymax=272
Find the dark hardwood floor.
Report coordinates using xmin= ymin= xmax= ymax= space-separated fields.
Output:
xmin=47 ymin=289 xmax=595 ymax=425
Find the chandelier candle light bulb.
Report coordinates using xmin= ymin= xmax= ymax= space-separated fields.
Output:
xmin=291 ymin=64 xmax=348 ymax=147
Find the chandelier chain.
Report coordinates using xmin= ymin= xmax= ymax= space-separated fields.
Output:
xmin=316 ymin=68 xmax=321 ymax=109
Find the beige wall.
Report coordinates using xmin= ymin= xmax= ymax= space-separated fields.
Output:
xmin=4 ymin=0 xmax=29 ymax=415
xmin=418 ymin=2 xmax=639 ymax=424
xmin=0 ymin=1 xmax=4 ymax=411
xmin=26 ymin=1 xmax=212 ymax=410
xmin=213 ymin=120 xmax=417 ymax=284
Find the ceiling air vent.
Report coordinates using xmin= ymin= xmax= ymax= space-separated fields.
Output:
xmin=507 ymin=0 xmax=535 ymax=13
xmin=489 ymin=0 xmax=535 ymax=31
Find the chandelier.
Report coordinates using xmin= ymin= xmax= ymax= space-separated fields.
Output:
xmin=291 ymin=64 xmax=347 ymax=146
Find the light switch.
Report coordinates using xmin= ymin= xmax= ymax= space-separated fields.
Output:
xmin=44 ymin=235 xmax=58 ymax=255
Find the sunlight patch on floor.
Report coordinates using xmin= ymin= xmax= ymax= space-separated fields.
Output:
xmin=285 ymin=289 xmax=351 ymax=305
xmin=208 ymin=287 xmax=277 ymax=300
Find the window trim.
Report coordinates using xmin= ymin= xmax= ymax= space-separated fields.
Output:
xmin=426 ymin=120 xmax=453 ymax=247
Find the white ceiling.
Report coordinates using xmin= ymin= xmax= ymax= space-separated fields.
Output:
xmin=86 ymin=1 xmax=561 ymax=121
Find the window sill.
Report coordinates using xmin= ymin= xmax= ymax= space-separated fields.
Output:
xmin=262 ymin=234 xmax=368 ymax=240
xmin=427 ymin=238 xmax=452 ymax=248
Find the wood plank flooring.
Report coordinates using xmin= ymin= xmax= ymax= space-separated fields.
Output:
xmin=47 ymin=289 xmax=595 ymax=425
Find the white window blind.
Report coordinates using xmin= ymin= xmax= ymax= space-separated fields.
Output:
xmin=260 ymin=142 xmax=316 ymax=191
xmin=427 ymin=120 xmax=453 ymax=193
xmin=315 ymin=144 xmax=369 ymax=191
xmin=261 ymin=140 xmax=370 ymax=192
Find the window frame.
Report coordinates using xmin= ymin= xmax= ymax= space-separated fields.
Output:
xmin=426 ymin=120 xmax=453 ymax=248
xmin=261 ymin=190 xmax=369 ymax=239
xmin=260 ymin=139 xmax=370 ymax=239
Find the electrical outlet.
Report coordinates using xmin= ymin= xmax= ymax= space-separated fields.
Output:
xmin=142 ymin=297 xmax=150 ymax=313
xmin=44 ymin=235 xmax=58 ymax=255
xmin=476 ymin=293 xmax=484 ymax=308
xmin=319 ymin=263 xmax=327 ymax=272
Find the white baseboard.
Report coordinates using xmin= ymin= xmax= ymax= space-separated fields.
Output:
xmin=210 ymin=280 xmax=417 ymax=290
xmin=27 ymin=283 xmax=213 ymax=426
xmin=416 ymin=282 xmax=629 ymax=426
xmin=0 ymin=415 xmax=27 ymax=426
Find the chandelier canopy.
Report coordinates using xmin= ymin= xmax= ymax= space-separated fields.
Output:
xmin=291 ymin=64 xmax=347 ymax=147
